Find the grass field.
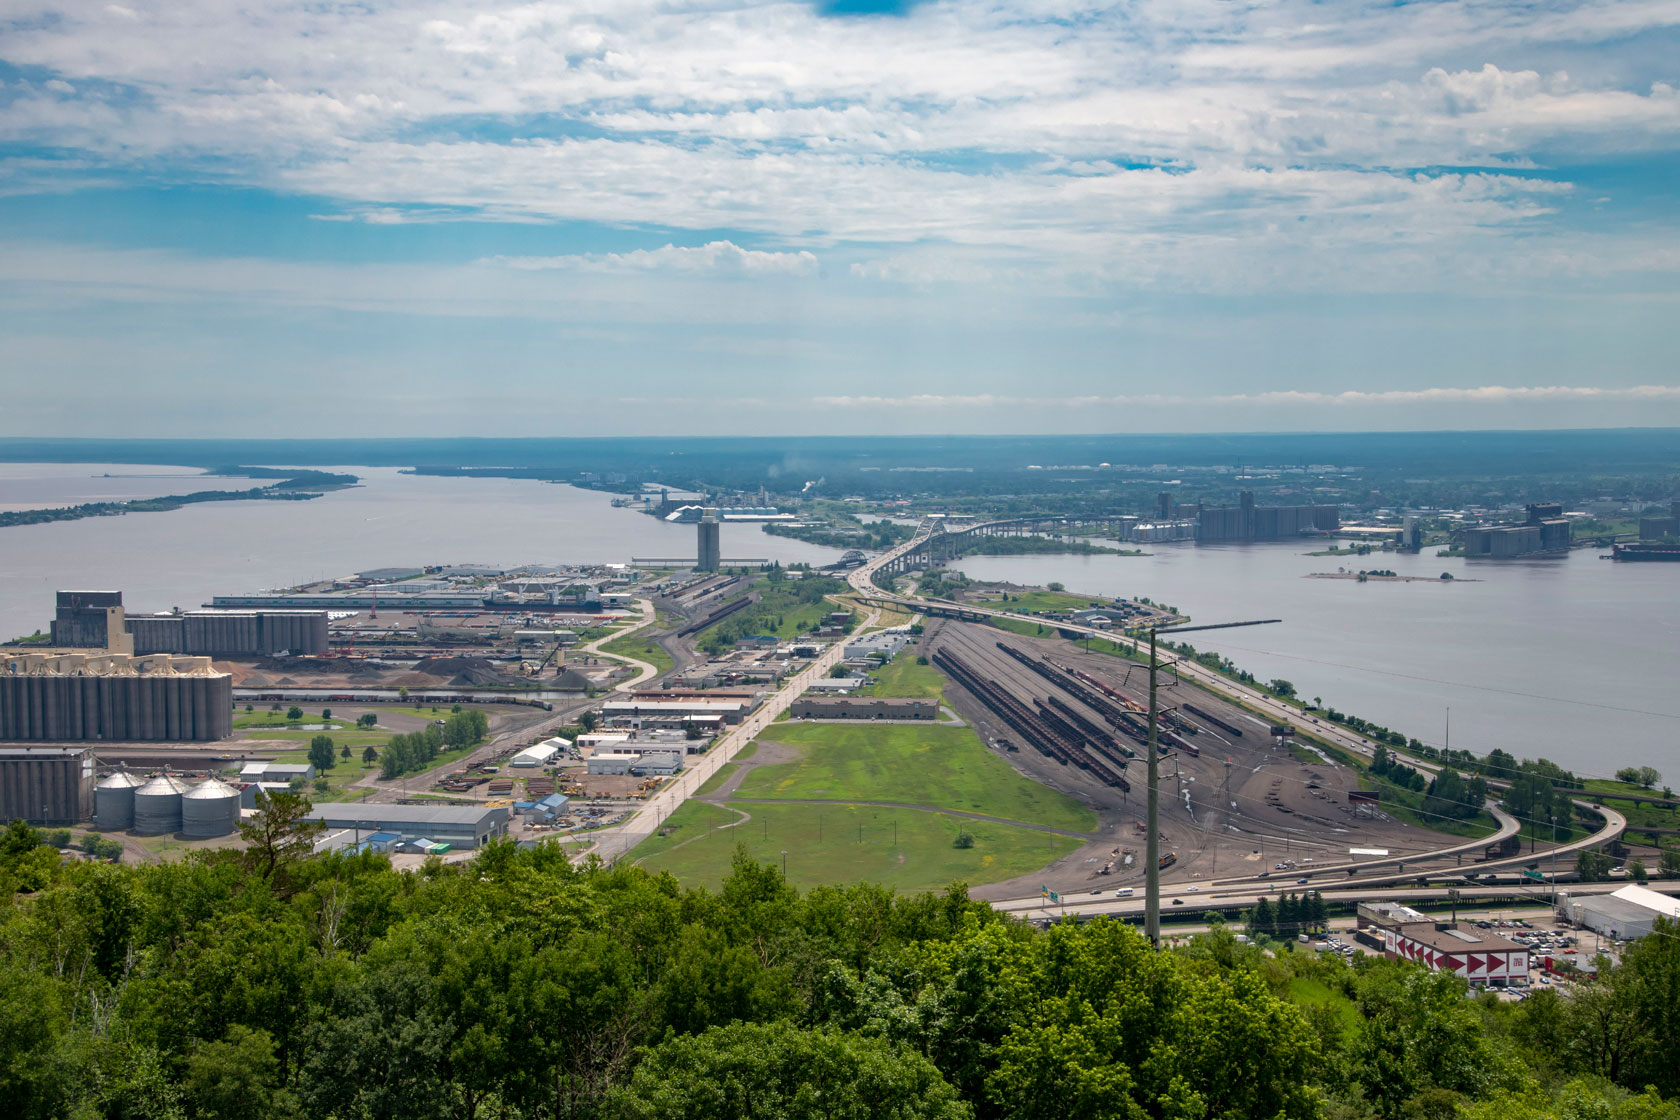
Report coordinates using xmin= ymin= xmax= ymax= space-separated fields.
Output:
xmin=857 ymin=654 xmax=945 ymax=700
xmin=970 ymin=589 xmax=1108 ymax=614
xmin=633 ymin=800 xmax=1082 ymax=893
xmin=697 ymin=763 xmax=739 ymax=796
xmin=736 ymin=722 xmax=1096 ymax=833
xmin=598 ymin=629 xmax=674 ymax=675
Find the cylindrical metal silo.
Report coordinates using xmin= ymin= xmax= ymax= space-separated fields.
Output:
xmin=95 ymin=769 xmax=144 ymax=830
xmin=180 ymin=777 xmax=240 ymax=838
xmin=131 ymin=773 xmax=188 ymax=835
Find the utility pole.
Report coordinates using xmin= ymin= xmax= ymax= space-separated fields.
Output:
xmin=1141 ymin=617 xmax=1280 ymax=950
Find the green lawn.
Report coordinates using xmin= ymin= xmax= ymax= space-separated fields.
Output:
xmin=241 ymin=728 xmax=393 ymax=749
xmin=598 ymin=630 xmax=674 ymax=675
xmin=697 ymin=763 xmax=739 ymax=796
xmin=858 ymin=654 xmax=945 ymax=700
xmin=633 ymin=800 xmax=1082 ymax=893
xmin=971 ymin=590 xmax=1109 ymax=614
xmin=738 ymin=722 xmax=1096 ymax=833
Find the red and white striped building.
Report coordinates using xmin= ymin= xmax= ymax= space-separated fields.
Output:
xmin=1382 ymin=922 xmax=1529 ymax=988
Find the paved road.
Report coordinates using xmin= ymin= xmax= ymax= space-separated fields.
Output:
xmin=851 ymin=523 xmax=1628 ymax=901
xmin=579 ymin=597 xmax=662 ymax=689
xmin=994 ymin=873 xmax=1677 ymax=923
xmin=587 ymin=535 xmax=932 ymax=863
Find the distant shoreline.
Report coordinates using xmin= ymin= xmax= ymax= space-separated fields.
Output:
xmin=0 ymin=468 xmax=358 ymax=530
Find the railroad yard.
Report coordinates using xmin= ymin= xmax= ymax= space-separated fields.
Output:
xmin=923 ymin=620 xmax=1466 ymax=901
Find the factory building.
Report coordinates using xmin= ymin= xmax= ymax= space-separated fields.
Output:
xmin=790 ymin=697 xmax=938 ymax=720
xmin=127 ymin=610 xmax=329 ymax=656
xmin=697 ymin=509 xmax=722 ymax=572
xmin=302 ymin=803 xmax=509 ymax=849
xmin=0 ymin=746 xmax=95 ymax=825
xmin=49 ymin=591 xmax=134 ymax=654
xmin=1460 ymin=503 xmax=1572 ymax=559
xmin=1196 ymin=492 xmax=1340 ymax=542
xmin=0 ymin=652 xmax=233 ymax=742
xmin=1560 ymin=886 xmax=1680 ymax=941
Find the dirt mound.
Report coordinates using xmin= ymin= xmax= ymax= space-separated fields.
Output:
xmin=416 ymin=656 xmax=520 ymax=688
xmin=240 ymin=672 xmax=275 ymax=688
xmin=272 ymin=676 xmax=300 ymax=687
xmin=551 ymin=668 xmax=592 ymax=692
xmin=255 ymin=656 xmax=339 ymax=673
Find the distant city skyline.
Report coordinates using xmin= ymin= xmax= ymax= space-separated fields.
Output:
xmin=1 ymin=0 xmax=1677 ymax=435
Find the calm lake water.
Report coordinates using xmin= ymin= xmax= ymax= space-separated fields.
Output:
xmin=4 ymin=463 xmax=1674 ymax=778
xmin=0 ymin=463 xmax=256 ymax=512
xmin=0 ymin=465 xmax=839 ymax=639
xmin=956 ymin=544 xmax=1680 ymax=778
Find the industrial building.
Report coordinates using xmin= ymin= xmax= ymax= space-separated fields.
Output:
xmin=1129 ymin=519 xmax=1198 ymax=543
xmin=127 ymin=609 xmax=329 ymax=656
xmin=587 ymin=750 xmax=682 ymax=776
xmin=600 ymin=698 xmax=750 ymax=726
xmin=1382 ymin=922 xmax=1529 ymax=987
xmin=510 ymin=739 xmax=566 ymax=768
xmin=1197 ymin=492 xmax=1341 ymax=542
xmin=50 ymin=591 xmax=133 ymax=654
xmin=1560 ymin=885 xmax=1680 ymax=941
xmin=238 ymin=762 xmax=314 ymax=783
xmin=517 ymin=793 xmax=571 ymax=824
xmin=0 ymin=652 xmax=233 ymax=742
xmin=1460 ymin=503 xmax=1572 ymax=559
xmin=1638 ymin=500 xmax=1680 ymax=540
xmin=697 ymin=509 xmax=722 ymax=572
xmin=790 ymin=697 xmax=938 ymax=720
xmin=0 ymin=746 xmax=95 ymax=825
xmin=42 ymin=589 xmax=328 ymax=657
xmin=302 ymin=803 xmax=509 ymax=848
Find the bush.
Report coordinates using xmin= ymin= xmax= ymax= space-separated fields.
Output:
xmin=953 ymin=831 xmax=975 ymax=849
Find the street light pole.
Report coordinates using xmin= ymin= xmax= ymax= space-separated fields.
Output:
xmin=1140 ymin=617 xmax=1280 ymax=950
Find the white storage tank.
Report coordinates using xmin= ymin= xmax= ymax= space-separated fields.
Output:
xmin=95 ymin=769 xmax=145 ymax=830
xmin=180 ymin=777 xmax=241 ymax=839
xmin=131 ymin=773 xmax=190 ymax=835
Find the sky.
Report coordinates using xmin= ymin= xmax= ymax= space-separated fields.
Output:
xmin=1 ymin=0 xmax=1678 ymax=436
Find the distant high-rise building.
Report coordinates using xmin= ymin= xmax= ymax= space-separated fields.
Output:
xmin=697 ymin=509 xmax=722 ymax=572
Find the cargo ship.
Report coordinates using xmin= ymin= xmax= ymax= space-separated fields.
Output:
xmin=1612 ymin=542 xmax=1680 ymax=562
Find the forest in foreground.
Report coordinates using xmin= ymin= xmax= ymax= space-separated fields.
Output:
xmin=1 ymin=806 xmax=1679 ymax=1120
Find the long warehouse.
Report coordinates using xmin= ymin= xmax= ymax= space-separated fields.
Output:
xmin=302 ymin=803 xmax=509 ymax=849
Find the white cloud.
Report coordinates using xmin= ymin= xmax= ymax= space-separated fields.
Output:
xmin=0 ymin=0 xmax=1676 ymax=302
xmin=491 ymin=240 xmax=819 ymax=275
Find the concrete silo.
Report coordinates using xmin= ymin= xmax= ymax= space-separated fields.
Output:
xmin=131 ymin=773 xmax=189 ymax=835
xmin=180 ymin=777 xmax=241 ymax=839
xmin=95 ymin=769 xmax=145 ymax=830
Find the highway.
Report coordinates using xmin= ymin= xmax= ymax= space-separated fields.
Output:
xmin=586 ymin=522 xmax=1625 ymax=908
xmin=847 ymin=521 xmax=1628 ymax=898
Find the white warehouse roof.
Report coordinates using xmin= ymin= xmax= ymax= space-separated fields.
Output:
xmin=1611 ymin=884 xmax=1680 ymax=919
